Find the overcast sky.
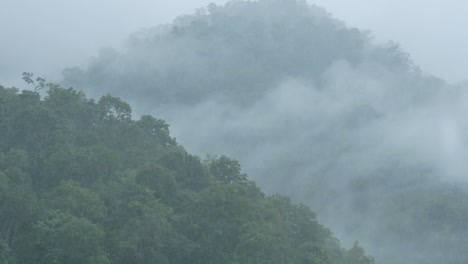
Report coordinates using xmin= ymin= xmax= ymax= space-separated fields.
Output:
xmin=1 ymin=0 xmax=467 ymax=88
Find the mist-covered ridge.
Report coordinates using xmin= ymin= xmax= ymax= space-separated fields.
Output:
xmin=62 ymin=0 xmax=468 ymax=263
xmin=63 ymin=0 xmax=423 ymax=107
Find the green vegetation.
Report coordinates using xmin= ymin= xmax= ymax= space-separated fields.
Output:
xmin=0 ymin=75 xmax=374 ymax=263
xmin=62 ymin=1 xmax=467 ymax=263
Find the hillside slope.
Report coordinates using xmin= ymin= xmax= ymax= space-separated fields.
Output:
xmin=0 ymin=78 xmax=374 ymax=263
xmin=62 ymin=0 xmax=468 ymax=263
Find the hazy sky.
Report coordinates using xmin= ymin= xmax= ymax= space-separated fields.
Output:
xmin=1 ymin=0 xmax=467 ymax=87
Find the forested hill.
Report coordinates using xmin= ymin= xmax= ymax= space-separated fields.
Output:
xmin=0 ymin=77 xmax=374 ymax=263
xmin=61 ymin=1 xmax=468 ymax=263
xmin=63 ymin=0 xmax=422 ymax=107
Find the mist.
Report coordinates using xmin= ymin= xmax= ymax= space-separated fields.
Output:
xmin=3 ymin=0 xmax=468 ymax=263
xmin=2 ymin=0 xmax=467 ymax=87
xmin=0 ymin=0 xmax=226 ymax=88
xmin=56 ymin=1 xmax=468 ymax=262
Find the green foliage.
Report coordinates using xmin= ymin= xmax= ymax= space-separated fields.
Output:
xmin=0 ymin=78 xmax=373 ymax=263
xmin=205 ymin=155 xmax=247 ymax=184
xmin=0 ymin=148 xmax=37 ymax=250
xmin=343 ymin=242 xmax=375 ymax=264
xmin=54 ymin=1 xmax=468 ymax=263
xmin=136 ymin=115 xmax=175 ymax=146
xmin=158 ymin=151 xmax=210 ymax=190
xmin=0 ymin=239 xmax=16 ymax=264
xmin=22 ymin=72 xmax=46 ymax=93
xmin=135 ymin=163 xmax=177 ymax=201
xmin=17 ymin=212 xmax=109 ymax=264
xmin=98 ymin=95 xmax=132 ymax=121
xmin=46 ymin=180 xmax=106 ymax=221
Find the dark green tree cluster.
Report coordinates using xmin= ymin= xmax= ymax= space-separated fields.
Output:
xmin=0 ymin=77 xmax=373 ymax=263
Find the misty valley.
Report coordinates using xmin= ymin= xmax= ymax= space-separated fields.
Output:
xmin=2 ymin=0 xmax=468 ymax=263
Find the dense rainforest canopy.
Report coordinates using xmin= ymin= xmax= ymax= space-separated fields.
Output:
xmin=0 ymin=76 xmax=374 ymax=263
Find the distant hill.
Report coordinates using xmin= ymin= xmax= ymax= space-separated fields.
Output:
xmin=63 ymin=0 xmax=418 ymax=106
xmin=62 ymin=0 xmax=468 ymax=263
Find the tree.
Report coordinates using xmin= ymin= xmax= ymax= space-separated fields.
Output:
xmin=16 ymin=212 xmax=109 ymax=264
xmin=135 ymin=163 xmax=177 ymax=202
xmin=0 ymin=239 xmax=16 ymax=264
xmin=98 ymin=95 xmax=132 ymax=121
xmin=343 ymin=242 xmax=375 ymax=264
xmin=46 ymin=180 xmax=105 ymax=222
xmin=136 ymin=115 xmax=175 ymax=146
xmin=206 ymin=155 xmax=247 ymax=184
